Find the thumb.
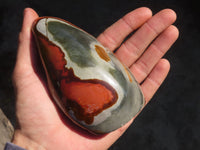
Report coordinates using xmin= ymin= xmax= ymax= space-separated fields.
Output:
xmin=13 ymin=8 xmax=39 ymax=82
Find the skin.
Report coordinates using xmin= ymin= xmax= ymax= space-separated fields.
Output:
xmin=12 ymin=7 xmax=179 ymax=150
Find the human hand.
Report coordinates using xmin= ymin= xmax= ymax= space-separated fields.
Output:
xmin=12 ymin=7 xmax=178 ymax=150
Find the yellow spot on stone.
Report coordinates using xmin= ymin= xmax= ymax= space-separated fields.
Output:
xmin=95 ymin=45 xmax=110 ymax=62
xmin=123 ymin=64 xmax=133 ymax=83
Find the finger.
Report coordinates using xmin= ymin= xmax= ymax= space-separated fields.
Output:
xmin=14 ymin=8 xmax=39 ymax=79
xmin=131 ymin=25 xmax=179 ymax=83
xmin=115 ymin=9 xmax=177 ymax=67
xmin=97 ymin=7 xmax=152 ymax=51
xmin=141 ymin=59 xmax=170 ymax=103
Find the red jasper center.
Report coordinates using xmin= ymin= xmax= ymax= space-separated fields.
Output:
xmin=61 ymin=81 xmax=116 ymax=124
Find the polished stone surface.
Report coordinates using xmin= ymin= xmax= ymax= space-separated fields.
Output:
xmin=32 ymin=17 xmax=144 ymax=134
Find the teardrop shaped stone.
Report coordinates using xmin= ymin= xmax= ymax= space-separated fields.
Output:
xmin=32 ymin=17 xmax=144 ymax=134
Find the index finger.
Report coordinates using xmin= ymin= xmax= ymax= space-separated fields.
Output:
xmin=97 ymin=7 xmax=152 ymax=51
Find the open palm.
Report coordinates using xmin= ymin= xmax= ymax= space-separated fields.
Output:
xmin=12 ymin=8 xmax=178 ymax=150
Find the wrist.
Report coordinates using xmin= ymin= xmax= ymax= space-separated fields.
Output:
xmin=12 ymin=130 xmax=46 ymax=150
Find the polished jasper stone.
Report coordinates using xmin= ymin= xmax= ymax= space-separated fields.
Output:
xmin=32 ymin=17 xmax=144 ymax=134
